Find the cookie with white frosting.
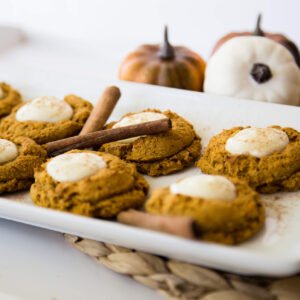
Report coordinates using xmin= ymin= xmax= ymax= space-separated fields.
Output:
xmin=146 ymin=174 xmax=264 ymax=245
xmin=31 ymin=150 xmax=149 ymax=218
xmin=197 ymin=126 xmax=300 ymax=193
xmin=0 ymin=136 xmax=46 ymax=193
xmin=0 ymin=82 xmax=22 ymax=118
xmin=100 ymin=109 xmax=201 ymax=176
xmin=0 ymin=95 xmax=93 ymax=144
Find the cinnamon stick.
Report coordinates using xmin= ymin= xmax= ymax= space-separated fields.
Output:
xmin=117 ymin=210 xmax=200 ymax=240
xmin=80 ymin=86 xmax=121 ymax=135
xmin=45 ymin=118 xmax=171 ymax=156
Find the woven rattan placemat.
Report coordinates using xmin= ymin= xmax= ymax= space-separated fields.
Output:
xmin=64 ymin=234 xmax=299 ymax=300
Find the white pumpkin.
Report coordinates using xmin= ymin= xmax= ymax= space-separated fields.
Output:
xmin=204 ymin=36 xmax=300 ymax=106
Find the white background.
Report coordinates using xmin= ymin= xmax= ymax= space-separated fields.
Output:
xmin=0 ymin=1 xmax=299 ymax=299
xmin=1 ymin=0 xmax=300 ymax=55
xmin=0 ymin=0 xmax=300 ymax=79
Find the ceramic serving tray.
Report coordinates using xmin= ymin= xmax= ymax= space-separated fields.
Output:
xmin=0 ymin=67 xmax=300 ymax=277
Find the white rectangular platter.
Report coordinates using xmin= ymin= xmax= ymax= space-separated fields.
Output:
xmin=0 ymin=67 xmax=300 ymax=276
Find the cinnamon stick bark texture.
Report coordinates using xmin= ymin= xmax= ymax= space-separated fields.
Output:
xmin=117 ymin=209 xmax=200 ymax=240
xmin=45 ymin=118 xmax=172 ymax=156
xmin=80 ymin=86 xmax=121 ymax=135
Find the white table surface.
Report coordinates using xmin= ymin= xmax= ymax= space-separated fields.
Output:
xmin=0 ymin=220 xmax=161 ymax=300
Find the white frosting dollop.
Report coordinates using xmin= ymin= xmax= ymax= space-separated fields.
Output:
xmin=170 ymin=174 xmax=236 ymax=201
xmin=225 ymin=127 xmax=289 ymax=158
xmin=112 ymin=112 xmax=167 ymax=143
xmin=0 ymin=139 xmax=18 ymax=164
xmin=46 ymin=153 xmax=107 ymax=182
xmin=16 ymin=96 xmax=73 ymax=123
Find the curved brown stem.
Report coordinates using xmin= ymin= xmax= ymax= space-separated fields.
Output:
xmin=159 ymin=26 xmax=175 ymax=60
xmin=253 ymin=14 xmax=264 ymax=36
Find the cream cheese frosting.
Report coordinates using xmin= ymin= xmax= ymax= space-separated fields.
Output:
xmin=16 ymin=96 xmax=73 ymax=123
xmin=46 ymin=153 xmax=107 ymax=182
xmin=112 ymin=112 xmax=167 ymax=143
xmin=225 ymin=127 xmax=289 ymax=158
xmin=0 ymin=139 xmax=18 ymax=164
xmin=170 ymin=174 xmax=236 ymax=201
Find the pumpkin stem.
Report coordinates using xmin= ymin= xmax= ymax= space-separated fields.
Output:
xmin=159 ymin=26 xmax=175 ymax=60
xmin=250 ymin=63 xmax=272 ymax=84
xmin=253 ymin=14 xmax=264 ymax=36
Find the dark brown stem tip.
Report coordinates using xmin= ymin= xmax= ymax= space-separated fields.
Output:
xmin=159 ymin=25 xmax=175 ymax=60
xmin=253 ymin=13 xmax=264 ymax=36
xmin=250 ymin=63 xmax=272 ymax=83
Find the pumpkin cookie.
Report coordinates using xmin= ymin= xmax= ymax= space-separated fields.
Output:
xmin=0 ymin=95 xmax=92 ymax=144
xmin=31 ymin=150 xmax=149 ymax=218
xmin=197 ymin=126 xmax=300 ymax=193
xmin=0 ymin=136 xmax=47 ymax=193
xmin=146 ymin=174 xmax=265 ymax=245
xmin=0 ymin=82 xmax=22 ymax=118
xmin=100 ymin=109 xmax=201 ymax=176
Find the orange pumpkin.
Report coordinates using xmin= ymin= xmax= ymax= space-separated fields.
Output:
xmin=212 ymin=14 xmax=300 ymax=67
xmin=119 ymin=27 xmax=206 ymax=91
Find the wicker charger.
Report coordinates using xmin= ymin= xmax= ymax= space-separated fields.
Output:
xmin=65 ymin=234 xmax=299 ymax=300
